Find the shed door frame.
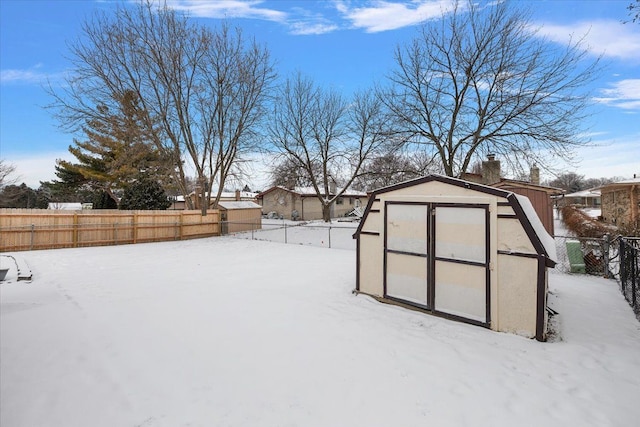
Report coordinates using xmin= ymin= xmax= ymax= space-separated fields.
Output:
xmin=383 ymin=201 xmax=491 ymax=327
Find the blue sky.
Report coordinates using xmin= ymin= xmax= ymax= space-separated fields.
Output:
xmin=1 ymin=0 xmax=639 ymax=189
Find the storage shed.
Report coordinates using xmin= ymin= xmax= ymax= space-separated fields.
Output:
xmin=218 ymin=201 xmax=262 ymax=235
xmin=353 ymin=175 xmax=557 ymax=341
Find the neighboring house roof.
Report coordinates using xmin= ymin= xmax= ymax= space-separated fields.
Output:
xmin=188 ymin=191 xmax=257 ymax=199
xmin=492 ymin=178 xmax=565 ymax=195
xmin=563 ymin=189 xmax=601 ymax=198
xmin=48 ymin=203 xmax=83 ymax=210
xmin=598 ymin=178 xmax=640 ymax=190
xmin=218 ymin=201 xmax=262 ymax=210
xmin=257 ymin=186 xmax=367 ymax=198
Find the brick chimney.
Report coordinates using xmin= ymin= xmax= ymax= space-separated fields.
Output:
xmin=530 ymin=164 xmax=540 ymax=185
xmin=482 ymin=154 xmax=501 ymax=185
xmin=235 ymin=189 xmax=241 ymax=201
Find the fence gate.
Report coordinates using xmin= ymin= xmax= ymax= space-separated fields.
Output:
xmin=384 ymin=202 xmax=490 ymax=325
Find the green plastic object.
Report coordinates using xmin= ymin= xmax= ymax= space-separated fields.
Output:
xmin=566 ymin=241 xmax=586 ymax=274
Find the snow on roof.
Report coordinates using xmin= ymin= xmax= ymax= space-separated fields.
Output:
xmin=188 ymin=190 xmax=257 ymax=199
xmin=292 ymin=186 xmax=367 ymax=196
xmin=564 ymin=189 xmax=601 ymax=198
xmin=260 ymin=186 xmax=367 ymax=197
xmin=47 ymin=203 xmax=83 ymax=210
xmin=599 ymin=177 xmax=640 ymax=189
xmin=218 ymin=201 xmax=261 ymax=210
xmin=514 ymin=194 xmax=557 ymax=263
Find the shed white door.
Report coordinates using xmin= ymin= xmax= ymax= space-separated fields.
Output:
xmin=433 ymin=205 xmax=488 ymax=323
xmin=384 ymin=202 xmax=490 ymax=325
xmin=384 ymin=203 xmax=430 ymax=307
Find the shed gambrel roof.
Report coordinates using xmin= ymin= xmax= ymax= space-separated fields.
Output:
xmin=354 ymin=175 xmax=556 ymax=266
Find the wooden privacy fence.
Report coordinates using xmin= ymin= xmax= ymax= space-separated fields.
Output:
xmin=0 ymin=209 xmax=224 ymax=252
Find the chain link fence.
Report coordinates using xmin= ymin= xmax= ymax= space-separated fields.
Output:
xmin=553 ymin=235 xmax=616 ymax=276
xmin=223 ymin=219 xmax=358 ymax=250
xmin=554 ymin=234 xmax=640 ymax=318
xmin=618 ymin=238 xmax=640 ymax=318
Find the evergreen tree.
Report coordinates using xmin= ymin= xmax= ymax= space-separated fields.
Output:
xmin=92 ymin=191 xmax=118 ymax=209
xmin=59 ymin=90 xmax=173 ymax=206
xmin=40 ymin=163 xmax=92 ymax=203
xmin=0 ymin=184 xmax=43 ymax=208
xmin=119 ymin=176 xmax=171 ymax=210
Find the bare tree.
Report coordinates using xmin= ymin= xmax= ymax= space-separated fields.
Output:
xmin=627 ymin=0 xmax=640 ymax=23
xmin=48 ymin=1 xmax=275 ymax=214
xmin=546 ymin=172 xmax=585 ymax=193
xmin=0 ymin=159 xmax=18 ymax=190
xmin=382 ymin=0 xmax=601 ymax=178
xmin=354 ymin=151 xmax=438 ymax=191
xmin=269 ymin=73 xmax=387 ymax=221
xmin=269 ymin=157 xmax=323 ymax=189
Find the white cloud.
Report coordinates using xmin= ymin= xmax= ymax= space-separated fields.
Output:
xmin=165 ymin=0 xmax=287 ymax=22
xmin=553 ymin=136 xmax=640 ymax=180
xmin=336 ymin=0 xmax=457 ymax=32
xmin=1 ymin=64 xmax=66 ymax=86
xmin=536 ymin=19 xmax=640 ymax=61
xmin=1 ymin=152 xmax=72 ymax=188
xmin=1 ymin=63 xmax=49 ymax=85
xmin=164 ymin=1 xmax=339 ymax=35
xmin=593 ymin=79 xmax=640 ymax=111
xmin=289 ymin=22 xmax=339 ymax=35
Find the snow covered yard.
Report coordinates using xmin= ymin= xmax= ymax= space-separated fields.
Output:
xmin=1 ymin=238 xmax=640 ymax=427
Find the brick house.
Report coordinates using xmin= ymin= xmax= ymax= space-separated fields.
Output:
xmin=600 ymin=177 xmax=640 ymax=233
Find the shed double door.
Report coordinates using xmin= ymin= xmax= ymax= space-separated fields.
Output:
xmin=384 ymin=202 xmax=490 ymax=325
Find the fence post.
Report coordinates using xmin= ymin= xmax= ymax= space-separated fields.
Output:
xmin=133 ymin=213 xmax=139 ymax=244
xmin=179 ymin=212 xmax=184 ymax=240
xmin=328 ymin=226 xmax=332 ymax=248
xmin=73 ymin=213 xmax=79 ymax=248
xmin=251 ymin=220 xmax=255 ymax=240
xmin=114 ymin=222 xmax=118 ymax=245
xmin=620 ymin=240 xmax=627 ymax=300
xmin=603 ymin=234 xmax=610 ymax=278
xmin=30 ymin=224 xmax=35 ymax=250
xmin=632 ymin=241 xmax=637 ymax=308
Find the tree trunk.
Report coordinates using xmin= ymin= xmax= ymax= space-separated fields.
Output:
xmin=322 ymin=203 xmax=331 ymax=222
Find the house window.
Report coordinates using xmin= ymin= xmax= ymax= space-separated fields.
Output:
xmin=336 ymin=197 xmax=344 ymax=205
xmin=349 ymin=197 xmax=354 ymax=205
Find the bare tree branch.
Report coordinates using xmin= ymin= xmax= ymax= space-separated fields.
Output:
xmin=381 ymin=0 xmax=602 ymax=178
xmin=47 ymin=1 xmax=276 ymax=214
xmin=268 ymin=73 xmax=387 ymax=221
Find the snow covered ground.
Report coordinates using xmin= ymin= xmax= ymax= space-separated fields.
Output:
xmin=2 ymin=236 xmax=640 ymax=427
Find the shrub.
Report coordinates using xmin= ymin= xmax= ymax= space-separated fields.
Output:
xmin=561 ymin=205 xmax=616 ymax=238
